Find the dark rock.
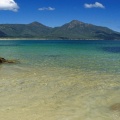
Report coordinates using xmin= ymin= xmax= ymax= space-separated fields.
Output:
xmin=0 ymin=57 xmax=7 ymax=63
xmin=109 ymin=103 xmax=120 ymax=111
xmin=0 ymin=57 xmax=19 ymax=64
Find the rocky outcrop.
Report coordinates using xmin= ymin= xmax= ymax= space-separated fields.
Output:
xmin=0 ymin=57 xmax=18 ymax=64
xmin=109 ymin=103 xmax=120 ymax=111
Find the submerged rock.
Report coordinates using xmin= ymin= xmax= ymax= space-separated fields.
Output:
xmin=0 ymin=57 xmax=19 ymax=64
xmin=0 ymin=57 xmax=6 ymax=63
xmin=109 ymin=103 xmax=120 ymax=111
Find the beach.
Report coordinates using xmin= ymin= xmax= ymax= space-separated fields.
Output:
xmin=0 ymin=40 xmax=120 ymax=120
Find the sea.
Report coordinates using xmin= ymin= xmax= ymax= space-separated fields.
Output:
xmin=0 ymin=40 xmax=120 ymax=120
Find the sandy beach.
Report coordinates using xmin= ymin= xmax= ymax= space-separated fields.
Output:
xmin=0 ymin=40 xmax=120 ymax=120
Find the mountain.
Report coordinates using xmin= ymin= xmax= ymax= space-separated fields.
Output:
xmin=0 ymin=30 xmax=7 ymax=37
xmin=0 ymin=20 xmax=120 ymax=40
xmin=50 ymin=20 xmax=120 ymax=39
xmin=0 ymin=22 xmax=52 ymax=38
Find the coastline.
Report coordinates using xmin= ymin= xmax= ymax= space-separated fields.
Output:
xmin=0 ymin=38 xmax=120 ymax=41
xmin=0 ymin=38 xmax=48 ymax=40
xmin=0 ymin=38 xmax=118 ymax=40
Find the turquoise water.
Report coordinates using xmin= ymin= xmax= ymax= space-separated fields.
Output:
xmin=0 ymin=40 xmax=120 ymax=73
xmin=0 ymin=40 xmax=120 ymax=120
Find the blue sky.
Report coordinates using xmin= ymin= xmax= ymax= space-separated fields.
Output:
xmin=0 ymin=0 xmax=120 ymax=32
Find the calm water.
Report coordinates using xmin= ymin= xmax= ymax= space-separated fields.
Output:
xmin=0 ymin=40 xmax=120 ymax=120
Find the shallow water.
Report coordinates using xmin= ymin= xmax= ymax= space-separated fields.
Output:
xmin=0 ymin=40 xmax=120 ymax=120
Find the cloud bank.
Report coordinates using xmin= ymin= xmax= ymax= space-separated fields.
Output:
xmin=84 ymin=2 xmax=105 ymax=9
xmin=0 ymin=0 xmax=19 ymax=12
xmin=38 ymin=7 xmax=55 ymax=11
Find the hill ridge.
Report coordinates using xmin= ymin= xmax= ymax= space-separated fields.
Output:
xmin=0 ymin=20 xmax=120 ymax=40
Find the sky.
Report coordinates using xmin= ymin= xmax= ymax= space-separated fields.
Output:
xmin=0 ymin=0 xmax=120 ymax=32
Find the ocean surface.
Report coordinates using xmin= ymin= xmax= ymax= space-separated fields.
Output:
xmin=0 ymin=40 xmax=120 ymax=120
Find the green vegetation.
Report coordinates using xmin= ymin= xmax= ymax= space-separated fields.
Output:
xmin=0 ymin=30 xmax=7 ymax=37
xmin=0 ymin=20 xmax=120 ymax=40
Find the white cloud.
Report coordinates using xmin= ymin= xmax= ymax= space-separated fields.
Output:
xmin=38 ymin=7 xmax=55 ymax=11
xmin=84 ymin=2 xmax=105 ymax=9
xmin=0 ymin=0 xmax=19 ymax=12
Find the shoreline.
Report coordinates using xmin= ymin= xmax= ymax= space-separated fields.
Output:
xmin=0 ymin=38 xmax=48 ymax=40
xmin=0 ymin=38 xmax=120 ymax=41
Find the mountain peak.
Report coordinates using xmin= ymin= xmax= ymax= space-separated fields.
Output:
xmin=28 ymin=21 xmax=50 ymax=28
xmin=70 ymin=20 xmax=84 ymax=24
xmin=64 ymin=20 xmax=85 ymax=29
xmin=29 ymin=21 xmax=42 ymax=25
